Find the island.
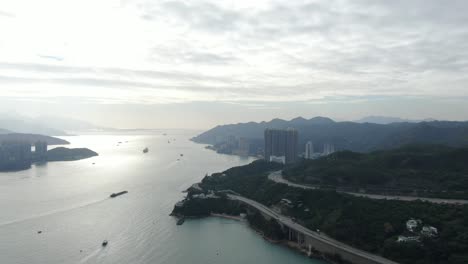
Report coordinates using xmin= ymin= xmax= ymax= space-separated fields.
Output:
xmin=173 ymin=151 xmax=468 ymax=264
xmin=46 ymin=147 xmax=98 ymax=162
xmin=0 ymin=134 xmax=96 ymax=172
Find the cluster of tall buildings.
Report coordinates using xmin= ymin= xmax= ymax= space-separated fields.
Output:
xmin=0 ymin=141 xmax=48 ymax=171
xmin=264 ymin=128 xmax=298 ymax=164
xmin=263 ymin=127 xmax=337 ymax=163
xmin=34 ymin=141 xmax=48 ymax=161
xmin=216 ymin=135 xmax=250 ymax=156
xmin=304 ymin=141 xmax=335 ymax=159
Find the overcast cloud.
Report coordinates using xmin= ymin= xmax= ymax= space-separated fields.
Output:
xmin=0 ymin=0 xmax=467 ymax=128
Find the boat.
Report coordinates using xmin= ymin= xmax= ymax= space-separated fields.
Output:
xmin=143 ymin=147 xmax=149 ymax=153
xmin=180 ymin=154 xmax=183 ymax=157
xmin=102 ymin=240 xmax=108 ymax=247
xmin=176 ymin=217 xmax=185 ymax=225
xmin=110 ymin=191 xmax=128 ymax=198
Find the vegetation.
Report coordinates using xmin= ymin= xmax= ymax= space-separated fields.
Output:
xmin=197 ymin=160 xmax=468 ymax=264
xmin=247 ymin=211 xmax=286 ymax=241
xmin=47 ymin=147 xmax=98 ymax=161
xmin=283 ymin=145 xmax=468 ymax=199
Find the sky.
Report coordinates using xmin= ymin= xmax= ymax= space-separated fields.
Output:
xmin=0 ymin=0 xmax=468 ymax=129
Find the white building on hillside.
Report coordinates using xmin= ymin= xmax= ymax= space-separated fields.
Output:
xmin=270 ymin=155 xmax=286 ymax=164
xmin=406 ymin=219 xmax=422 ymax=232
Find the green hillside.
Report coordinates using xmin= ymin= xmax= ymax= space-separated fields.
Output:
xmin=283 ymin=145 xmax=468 ymax=198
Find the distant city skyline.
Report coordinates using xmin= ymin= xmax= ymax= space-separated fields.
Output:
xmin=1 ymin=0 xmax=468 ymax=129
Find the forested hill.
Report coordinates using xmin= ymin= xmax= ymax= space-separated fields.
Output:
xmin=192 ymin=117 xmax=468 ymax=153
xmin=195 ymin=160 xmax=468 ymax=264
xmin=283 ymin=144 xmax=468 ymax=198
xmin=0 ymin=133 xmax=69 ymax=145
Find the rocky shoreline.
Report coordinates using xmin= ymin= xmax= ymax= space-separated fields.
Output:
xmin=171 ymin=195 xmax=351 ymax=264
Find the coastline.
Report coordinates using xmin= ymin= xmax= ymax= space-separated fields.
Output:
xmin=210 ymin=213 xmax=244 ymax=221
xmin=203 ymin=213 xmax=332 ymax=263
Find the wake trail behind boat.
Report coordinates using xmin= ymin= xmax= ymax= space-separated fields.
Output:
xmin=0 ymin=198 xmax=110 ymax=228
xmin=78 ymin=246 xmax=105 ymax=264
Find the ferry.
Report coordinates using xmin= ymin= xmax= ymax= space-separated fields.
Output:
xmin=110 ymin=191 xmax=128 ymax=198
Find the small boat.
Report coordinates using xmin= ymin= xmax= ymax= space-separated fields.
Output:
xmin=143 ymin=147 xmax=149 ymax=153
xmin=110 ymin=191 xmax=128 ymax=198
xmin=102 ymin=240 xmax=108 ymax=247
xmin=177 ymin=217 xmax=185 ymax=225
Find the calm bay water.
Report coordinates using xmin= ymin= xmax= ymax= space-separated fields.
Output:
xmin=0 ymin=132 xmax=324 ymax=264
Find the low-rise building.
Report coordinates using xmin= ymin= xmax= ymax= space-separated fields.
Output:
xmin=270 ymin=155 xmax=286 ymax=164
xmin=421 ymin=226 xmax=438 ymax=237
xmin=397 ymin=235 xmax=420 ymax=243
xmin=406 ymin=219 xmax=422 ymax=232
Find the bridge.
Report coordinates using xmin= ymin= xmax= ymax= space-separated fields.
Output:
xmin=228 ymin=194 xmax=399 ymax=264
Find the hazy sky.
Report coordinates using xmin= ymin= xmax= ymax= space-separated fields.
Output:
xmin=1 ymin=0 xmax=468 ymax=129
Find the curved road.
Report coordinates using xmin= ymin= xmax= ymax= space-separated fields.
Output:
xmin=228 ymin=194 xmax=399 ymax=264
xmin=268 ymin=171 xmax=468 ymax=205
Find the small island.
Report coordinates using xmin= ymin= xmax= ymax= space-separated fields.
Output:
xmin=46 ymin=147 xmax=98 ymax=162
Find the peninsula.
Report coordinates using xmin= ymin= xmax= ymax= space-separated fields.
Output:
xmin=0 ymin=133 xmax=69 ymax=145
xmin=173 ymin=156 xmax=468 ymax=264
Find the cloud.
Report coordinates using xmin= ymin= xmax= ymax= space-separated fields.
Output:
xmin=1 ymin=0 xmax=468 ymax=107
xmin=38 ymin=54 xmax=64 ymax=61
xmin=0 ymin=10 xmax=14 ymax=18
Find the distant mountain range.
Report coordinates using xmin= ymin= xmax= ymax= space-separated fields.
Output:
xmin=354 ymin=116 xmax=436 ymax=124
xmin=0 ymin=113 xmax=105 ymax=135
xmin=192 ymin=116 xmax=468 ymax=153
xmin=0 ymin=118 xmax=67 ymax=136
xmin=0 ymin=128 xmax=11 ymax=134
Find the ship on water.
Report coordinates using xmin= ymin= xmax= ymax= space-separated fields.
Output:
xmin=110 ymin=191 xmax=128 ymax=198
xmin=143 ymin=147 xmax=149 ymax=153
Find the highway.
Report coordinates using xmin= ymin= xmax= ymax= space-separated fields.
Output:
xmin=268 ymin=171 xmax=468 ymax=205
xmin=228 ymin=194 xmax=399 ymax=264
